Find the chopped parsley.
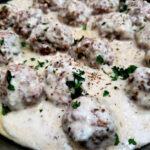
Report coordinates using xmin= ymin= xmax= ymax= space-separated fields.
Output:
xmin=23 ymin=60 xmax=27 ymax=64
xmin=53 ymin=69 xmax=56 ymax=74
xmin=72 ymin=36 xmax=84 ymax=46
xmin=46 ymin=59 xmax=49 ymax=63
xmin=78 ymin=53 xmax=84 ymax=59
xmin=1 ymin=6 xmax=6 ymax=11
xmin=82 ymin=24 xmax=87 ymax=30
xmin=114 ymin=86 xmax=118 ymax=90
xmin=128 ymin=139 xmax=136 ymax=145
xmin=6 ymin=70 xmax=15 ymax=91
xmin=21 ymin=42 xmax=27 ymax=47
xmin=144 ymin=18 xmax=147 ymax=22
xmin=39 ymin=109 xmax=43 ymax=113
xmin=1 ymin=104 xmax=11 ymax=116
xmin=118 ymin=4 xmax=130 ymax=13
xmin=72 ymin=101 xmax=80 ymax=109
xmin=30 ymin=58 xmax=36 ymax=61
xmin=96 ymin=55 xmax=104 ymax=65
xmin=27 ymin=24 xmax=30 ymax=28
xmin=0 ymin=49 xmax=2 ymax=55
xmin=103 ymin=90 xmax=109 ymax=97
xmin=0 ymin=39 xmax=4 ymax=46
xmin=44 ymin=27 xmax=49 ymax=31
xmin=110 ymin=65 xmax=137 ymax=81
xmin=42 ymin=22 xmax=49 ymax=25
xmin=35 ymin=61 xmax=45 ymax=70
xmin=139 ymin=26 xmax=145 ymax=30
xmin=114 ymin=133 xmax=120 ymax=145
xmin=101 ymin=22 xmax=106 ymax=26
xmin=66 ymin=70 xmax=85 ymax=99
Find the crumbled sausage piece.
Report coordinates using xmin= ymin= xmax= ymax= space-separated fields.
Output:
xmin=27 ymin=23 xmax=73 ymax=55
xmin=0 ymin=64 xmax=44 ymax=110
xmin=62 ymin=96 xmax=116 ymax=149
xmin=58 ymin=0 xmax=91 ymax=26
xmin=0 ymin=30 xmax=21 ymax=65
xmin=127 ymin=67 xmax=150 ymax=108
xmin=0 ymin=5 xmax=17 ymax=29
xmin=44 ymin=59 xmax=86 ymax=105
xmin=127 ymin=0 xmax=150 ymax=26
xmin=86 ymin=0 xmax=119 ymax=15
xmin=69 ymin=37 xmax=114 ymax=68
xmin=135 ymin=23 xmax=150 ymax=49
xmin=33 ymin=0 xmax=65 ymax=13
xmin=93 ymin=12 xmax=134 ymax=40
xmin=14 ymin=8 xmax=42 ymax=37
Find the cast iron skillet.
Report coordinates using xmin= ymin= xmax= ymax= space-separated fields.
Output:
xmin=0 ymin=0 xmax=150 ymax=149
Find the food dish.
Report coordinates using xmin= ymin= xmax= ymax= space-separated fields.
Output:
xmin=0 ymin=0 xmax=150 ymax=150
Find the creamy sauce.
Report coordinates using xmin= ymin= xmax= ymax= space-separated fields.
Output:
xmin=0 ymin=0 xmax=150 ymax=150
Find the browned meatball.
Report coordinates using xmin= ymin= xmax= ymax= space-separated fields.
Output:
xmin=0 ymin=5 xmax=17 ymax=29
xmin=0 ymin=30 xmax=21 ymax=65
xmin=69 ymin=37 xmax=114 ymax=68
xmin=62 ymin=96 xmax=116 ymax=149
xmin=33 ymin=0 xmax=65 ymax=13
xmin=14 ymin=8 xmax=42 ymax=37
xmin=126 ymin=67 xmax=150 ymax=108
xmin=0 ymin=64 xmax=44 ymax=110
xmin=86 ymin=0 xmax=119 ymax=15
xmin=58 ymin=0 xmax=91 ymax=26
xmin=27 ymin=23 xmax=73 ymax=55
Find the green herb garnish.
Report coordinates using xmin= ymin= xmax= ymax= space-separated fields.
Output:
xmin=82 ymin=24 xmax=87 ymax=30
xmin=6 ymin=70 xmax=15 ymax=91
xmin=30 ymin=58 xmax=36 ymax=61
xmin=128 ymin=139 xmax=136 ymax=145
xmin=72 ymin=36 xmax=84 ymax=46
xmin=114 ymin=133 xmax=120 ymax=145
xmin=103 ymin=90 xmax=109 ymax=97
xmin=96 ymin=55 xmax=104 ymax=65
xmin=0 ymin=39 xmax=4 ymax=46
xmin=1 ymin=104 xmax=11 ymax=116
xmin=21 ymin=42 xmax=27 ymax=47
xmin=72 ymin=101 xmax=80 ymax=109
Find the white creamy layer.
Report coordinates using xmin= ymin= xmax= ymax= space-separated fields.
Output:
xmin=0 ymin=0 xmax=149 ymax=150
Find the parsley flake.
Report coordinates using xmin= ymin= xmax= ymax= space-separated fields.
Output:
xmin=1 ymin=104 xmax=11 ymax=116
xmin=0 ymin=39 xmax=4 ymax=46
xmin=30 ymin=58 xmax=35 ymax=61
xmin=96 ymin=55 xmax=104 ymax=65
xmin=44 ymin=27 xmax=49 ymax=31
xmin=82 ymin=24 xmax=87 ymax=30
xmin=6 ymin=70 xmax=15 ymax=91
xmin=72 ymin=101 xmax=80 ymax=109
xmin=101 ymin=22 xmax=106 ymax=26
xmin=21 ymin=42 xmax=27 ymax=47
xmin=114 ymin=133 xmax=120 ymax=145
xmin=72 ymin=36 xmax=84 ymax=46
xmin=139 ymin=26 xmax=145 ymax=30
xmin=128 ymin=139 xmax=136 ymax=145
xmin=39 ymin=109 xmax=43 ymax=113
xmin=103 ymin=90 xmax=109 ymax=97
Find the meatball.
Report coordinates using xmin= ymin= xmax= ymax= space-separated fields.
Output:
xmin=45 ymin=59 xmax=86 ymax=105
xmin=27 ymin=23 xmax=73 ymax=55
xmin=93 ymin=12 xmax=134 ymax=40
xmin=126 ymin=67 xmax=150 ymax=108
xmin=14 ymin=8 xmax=42 ymax=37
xmin=0 ymin=30 xmax=21 ymax=65
xmin=86 ymin=0 xmax=119 ymax=15
xmin=58 ymin=0 xmax=91 ymax=26
xmin=145 ymin=50 xmax=150 ymax=67
xmin=69 ymin=37 xmax=114 ymax=68
xmin=33 ymin=0 xmax=65 ymax=13
xmin=62 ymin=96 xmax=116 ymax=149
xmin=0 ymin=5 xmax=17 ymax=29
xmin=127 ymin=0 xmax=150 ymax=26
xmin=135 ymin=23 xmax=150 ymax=49
xmin=0 ymin=64 xmax=44 ymax=110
